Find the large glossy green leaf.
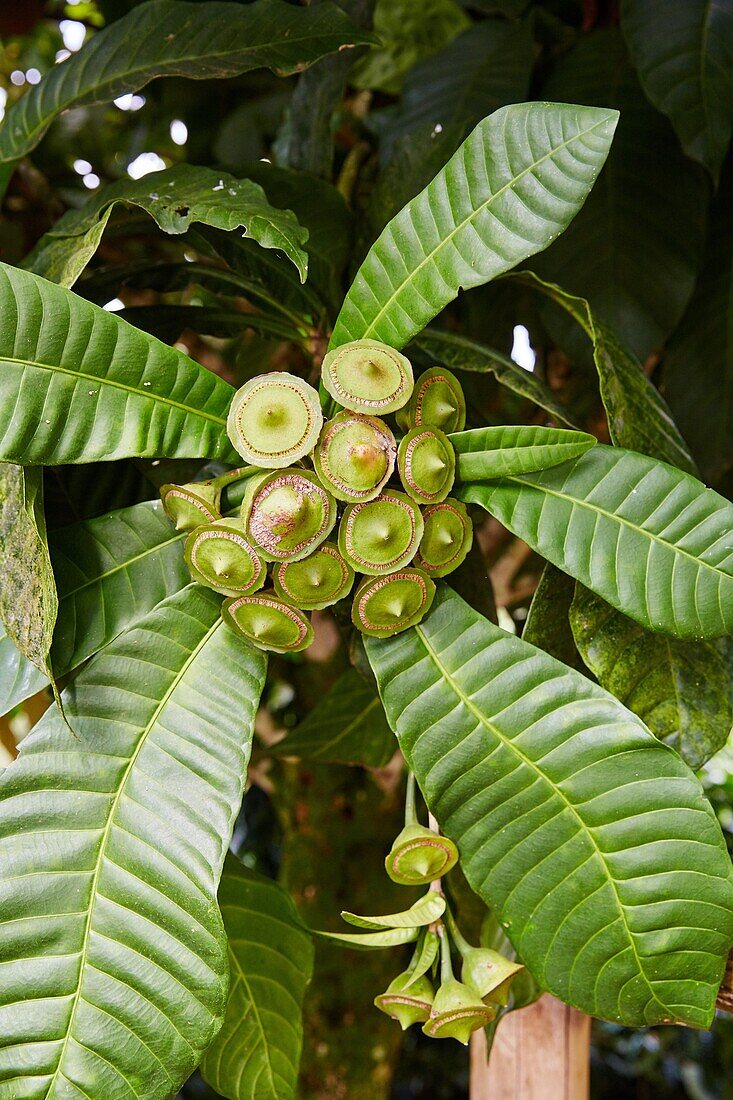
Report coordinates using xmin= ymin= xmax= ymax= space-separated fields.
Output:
xmin=0 ymin=585 xmax=268 ymax=1098
xmin=0 ymin=625 xmax=47 ymax=717
xmin=366 ymin=586 xmax=733 ymax=1026
xmin=621 ymin=0 xmax=733 ymax=180
xmin=451 ymin=425 xmax=596 ymax=481
xmin=0 ymin=0 xmax=373 ymax=163
xmin=570 ymin=584 xmax=733 ymax=771
xmin=272 ymin=668 xmax=395 ymax=768
xmin=522 ymin=564 xmax=585 ymax=672
xmin=459 ymin=445 xmax=733 ymax=639
xmin=201 ymin=856 xmax=313 ymax=1100
xmin=330 ymin=102 xmax=618 ymax=349
xmin=0 ymin=263 xmax=237 ymax=465
xmin=24 ymin=166 xmax=309 ymax=289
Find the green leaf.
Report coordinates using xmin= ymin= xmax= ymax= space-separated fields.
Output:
xmin=0 ymin=623 xmax=47 ymax=716
xmin=24 ymin=166 xmax=309 ymax=289
xmin=0 ymin=262 xmax=237 ymax=465
xmin=411 ymin=327 xmax=581 ymax=428
xmin=403 ymin=929 xmax=439 ymax=987
xmin=621 ymin=0 xmax=733 ymax=180
xmin=0 ymin=0 xmax=374 ymax=164
xmin=450 ymin=425 xmax=596 ymax=481
xmin=460 ymin=445 xmax=733 ymax=639
xmin=569 ymin=584 xmax=733 ymax=771
xmin=315 ymin=927 xmax=419 ymax=949
xmin=331 ymin=102 xmax=618 ymax=349
xmin=272 ymin=668 xmax=395 ymax=768
xmin=522 ymin=564 xmax=585 ymax=673
xmin=0 ymin=464 xmax=57 ymax=676
xmin=365 ymin=586 xmax=733 ymax=1026
xmin=201 ymin=856 xmax=314 ymax=1100
xmin=341 ymin=891 xmax=445 ymax=930
xmin=0 ymin=585 xmax=267 ymax=1097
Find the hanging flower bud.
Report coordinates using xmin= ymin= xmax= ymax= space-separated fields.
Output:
xmin=321 ymin=339 xmax=414 ymax=414
xmin=352 ymin=569 xmax=435 ymax=638
xmin=423 ymin=978 xmax=497 ymax=1043
xmin=401 ymin=367 xmax=466 ymax=433
xmin=314 ymin=411 xmax=396 ymax=503
xmin=375 ymin=971 xmax=435 ymax=1030
xmin=227 ymin=372 xmax=322 ymax=468
xmin=222 ymin=590 xmax=313 ymax=654
xmin=339 ymin=490 xmax=424 ymax=575
xmin=414 ymin=499 xmax=473 ymax=578
xmin=184 ymin=519 xmax=266 ymax=596
xmin=385 ymin=823 xmax=458 ymax=885
xmin=273 ymin=541 xmax=354 ymax=611
xmin=160 ymin=481 xmax=221 ymax=532
xmin=461 ymin=948 xmax=524 ymax=1007
xmin=243 ymin=470 xmax=336 ymax=563
xmin=397 ymin=427 xmax=456 ymax=505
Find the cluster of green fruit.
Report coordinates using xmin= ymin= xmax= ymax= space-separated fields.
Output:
xmin=161 ymin=340 xmax=473 ymax=653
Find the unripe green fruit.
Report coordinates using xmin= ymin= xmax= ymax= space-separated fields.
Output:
xmin=243 ymin=470 xmax=336 ymax=563
xmin=314 ymin=411 xmax=396 ymax=503
xmin=184 ymin=519 xmax=266 ymax=596
xmin=397 ymin=427 xmax=455 ymax=504
xmin=375 ymin=972 xmax=435 ymax=1030
xmin=227 ymin=372 xmax=322 ymax=468
xmin=322 ymin=339 xmax=414 ymax=414
xmin=352 ymin=569 xmax=435 ymax=639
xmin=403 ymin=367 xmax=466 ymax=433
xmin=461 ymin=948 xmax=524 ymax=1007
xmin=273 ymin=541 xmax=354 ymax=611
xmin=160 ymin=482 xmax=221 ymax=532
xmin=414 ymin=499 xmax=472 ymax=577
xmin=422 ymin=978 xmax=496 ymax=1044
xmin=222 ymin=590 xmax=313 ymax=653
xmin=339 ymin=491 xmax=424 ymax=576
xmin=385 ymin=823 xmax=458 ymax=885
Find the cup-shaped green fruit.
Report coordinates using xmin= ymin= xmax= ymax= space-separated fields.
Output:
xmin=423 ymin=978 xmax=496 ymax=1043
xmin=322 ymin=339 xmax=414 ymax=414
xmin=397 ymin=427 xmax=455 ymax=505
xmin=314 ymin=411 xmax=396 ymax=503
xmin=401 ymin=367 xmax=466 ymax=433
xmin=375 ymin=971 xmax=435 ymax=1030
xmin=160 ymin=481 xmax=221 ymax=532
xmin=385 ymin=823 xmax=458 ymax=885
xmin=227 ymin=372 xmax=322 ymax=467
xmin=414 ymin=498 xmax=473 ymax=577
xmin=273 ymin=541 xmax=354 ymax=611
xmin=243 ymin=470 xmax=336 ymax=563
xmin=461 ymin=948 xmax=524 ymax=1007
xmin=352 ymin=569 xmax=435 ymax=639
xmin=184 ymin=519 xmax=266 ymax=596
xmin=339 ymin=491 xmax=424 ymax=575
xmin=222 ymin=590 xmax=313 ymax=653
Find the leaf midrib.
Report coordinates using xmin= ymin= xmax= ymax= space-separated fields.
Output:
xmin=293 ymin=695 xmax=382 ymax=759
xmin=227 ymin=946 xmax=278 ymax=1100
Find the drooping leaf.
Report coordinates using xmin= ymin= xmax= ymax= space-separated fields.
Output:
xmin=315 ymin=927 xmax=419 ymax=949
xmin=341 ymin=891 xmax=445 ymax=930
xmin=481 ymin=908 xmax=540 ymax=1053
xmin=0 ymin=0 xmax=374 ymax=164
xmin=366 ymin=586 xmax=733 ymax=1027
xmin=0 ymin=263 xmax=237 ymax=465
xmin=522 ymin=564 xmax=585 ymax=672
xmin=450 ymin=425 xmax=596 ymax=481
xmin=0 ymin=585 xmax=268 ymax=1097
xmin=0 ymin=624 xmax=47 ymax=717
xmin=330 ymin=102 xmax=618 ymax=349
xmin=459 ymin=445 xmax=733 ymax=640
xmin=0 ymin=464 xmax=57 ymax=676
xmin=24 ymin=166 xmax=309 ymax=289
xmin=114 ymin=305 xmax=304 ymax=345
xmin=570 ymin=584 xmax=733 ymax=771
xmin=621 ymin=0 xmax=733 ymax=180
xmin=201 ymin=856 xmax=314 ymax=1100
xmin=272 ymin=668 xmax=395 ymax=768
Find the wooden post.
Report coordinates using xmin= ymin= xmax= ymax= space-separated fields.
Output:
xmin=470 ymin=995 xmax=591 ymax=1099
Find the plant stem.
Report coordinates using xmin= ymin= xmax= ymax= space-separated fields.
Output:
xmin=405 ymin=770 xmax=418 ymax=826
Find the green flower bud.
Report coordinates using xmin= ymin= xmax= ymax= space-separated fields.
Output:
xmin=243 ymin=470 xmax=336 ymax=563
xmin=222 ymin=590 xmax=313 ymax=654
xmin=385 ymin=823 xmax=458 ymax=885
xmin=227 ymin=372 xmax=322 ymax=468
xmin=414 ymin=499 xmax=473 ymax=578
xmin=322 ymin=339 xmax=414 ymax=414
xmin=397 ymin=427 xmax=455 ymax=505
xmin=339 ymin=491 xmax=424 ymax=576
xmin=461 ymin=948 xmax=524 ymax=1007
xmin=375 ymin=971 xmax=435 ymax=1030
xmin=314 ymin=411 xmax=396 ymax=503
xmin=422 ymin=978 xmax=496 ymax=1044
xmin=184 ymin=518 xmax=266 ymax=596
xmin=273 ymin=541 xmax=354 ymax=611
xmin=160 ymin=481 xmax=221 ymax=532
xmin=403 ymin=367 xmax=466 ymax=433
